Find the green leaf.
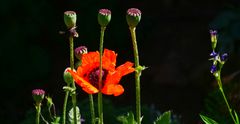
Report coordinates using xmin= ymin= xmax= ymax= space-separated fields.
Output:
xmin=117 ymin=112 xmax=137 ymax=124
xmin=200 ymin=114 xmax=219 ymax=124
xmin=154 ymin=111 xmax=171 ymax=124
xmin=68 ymin=106 xmax=81 ymax=124
xmin=50 ymin=116 xmax=60 ymax=124
xmin=234 ymin=111 xmax=239 ymax=124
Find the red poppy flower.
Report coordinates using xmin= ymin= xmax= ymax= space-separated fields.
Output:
xmin=68 ymin=49 xmax=134 ymax=96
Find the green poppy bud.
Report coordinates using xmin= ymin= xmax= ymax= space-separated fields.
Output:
xmin=98 ymin=9 xmax=111 ymax=27
xmin=64 ymin=11 xmax=77 ymax=29
xmin=63 ymin=67 xmax=75 ymax=84
xmin=32 ymin=89 xmax=45 ymax=105
xmin=126 ymin=8 xmax=141 ymax=28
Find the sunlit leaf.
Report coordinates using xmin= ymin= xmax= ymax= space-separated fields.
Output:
xmin=200 ymin=114 xmax=219 ymax=124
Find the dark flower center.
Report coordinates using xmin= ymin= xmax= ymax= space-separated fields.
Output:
xmin=88 ymin=68 xmax=108 ymax=89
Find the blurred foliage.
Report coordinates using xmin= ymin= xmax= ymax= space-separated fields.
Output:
xmin=117 ymin=112 xmax=137 ymax=124
xmin=153 ymin=111 xmax=171 ymax=124
xmin=21 ymin=98 xmax=181 ymax=124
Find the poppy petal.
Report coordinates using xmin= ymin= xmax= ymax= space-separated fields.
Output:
xmin=68 ymin=69 xmax=99 ymax=94
xmin=103 ymin=49 xmax=117 ymax=65
xmin=105 ymin=71 xmax=121 ymax=85
xmin=116 ymin=61 xmax=135 ymax=76
xmin=77 ymin=51 xmax=100 ymax=76
xmin=105 ymin=62 xmax=134 ymax=85
xmin=81 ymin=51 xmax=99 ymax=66
xmin=102 ymin=84 xmax=124 ymax=96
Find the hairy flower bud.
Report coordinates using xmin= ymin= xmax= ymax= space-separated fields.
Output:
xmin=63 ymin=67 xmax=76 ymax=84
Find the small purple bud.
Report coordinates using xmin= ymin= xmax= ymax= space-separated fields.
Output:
xmin=221 ymin=53 xmax=228 ymax=62
xmin=209 ymin=29 xmax=217 ymax=50
xmin=75 ymin=46 xmax=88 ymax=60
xmin=32 ymin=89 xmax=45 ymax=104
xmin=210 ymin=30 xmax=217 ymax=36
xmin=210 ymin=65 xmax=217 ymax=74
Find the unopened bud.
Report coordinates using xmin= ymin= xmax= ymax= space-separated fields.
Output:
xmin=64 ymin=11 xmax=77 ymax=29
xmin=98 ymin=9 xmax=111 ymax=27
xmin=63 ymin=67 xmax=76 ymax=84
xmin=32 ymin=89 xmax=45 ymax=104
xmin=126 ymin=8 xmax=141 ymax=28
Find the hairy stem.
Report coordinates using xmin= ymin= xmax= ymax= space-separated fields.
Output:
xmin=69 ymin=36 xmax=80 ymax=124
xmin=129 ymin=27 xmax=141 ymax=124
xmin=98 ymin=27 xmax=106 ymax=124
xmin=62 ymin=91 xmax=69 ymax=124
xmin=89 ymin=94 xmax=96 ymax=124
xmin=36 ymin=103 xmax=41 ymax=124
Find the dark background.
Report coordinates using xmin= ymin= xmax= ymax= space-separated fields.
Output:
xmin=1 ymin=0 xmax=240 ymax=123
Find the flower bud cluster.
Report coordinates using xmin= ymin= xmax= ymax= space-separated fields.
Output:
xmin=208 ymin=30 xmax=228 ymax=77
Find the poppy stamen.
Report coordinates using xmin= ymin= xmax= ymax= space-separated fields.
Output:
xmin=88 ymin=68 xmax=108 ymax=89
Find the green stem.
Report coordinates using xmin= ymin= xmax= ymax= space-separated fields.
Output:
xmin=98 ymin=27 xmax=106 ymax=124
xmin=98 ymin=93 xmax=103 ymax=124
xmin=89 ymin=94 xmax=96 ymax=124
xmin=216 ymin=76 xmax=237 ymax=124
xmin=36 ymin=103 xmax=41 ymax=124
xmin=69 ymin=36 xmax=80 ymax=124
xmin=62 ymin=90 xmax=69 ymax=124
xmin=129 ymin=27 xmax=141 ymax=124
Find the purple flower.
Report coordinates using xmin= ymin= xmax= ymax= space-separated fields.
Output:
xmin=221 ymin=53 xmax=228 ymax=62
xmin=210 ymin=65 xmax=217 ymax=74
xmin=210 ymin=51 xmax=218 ymax=58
